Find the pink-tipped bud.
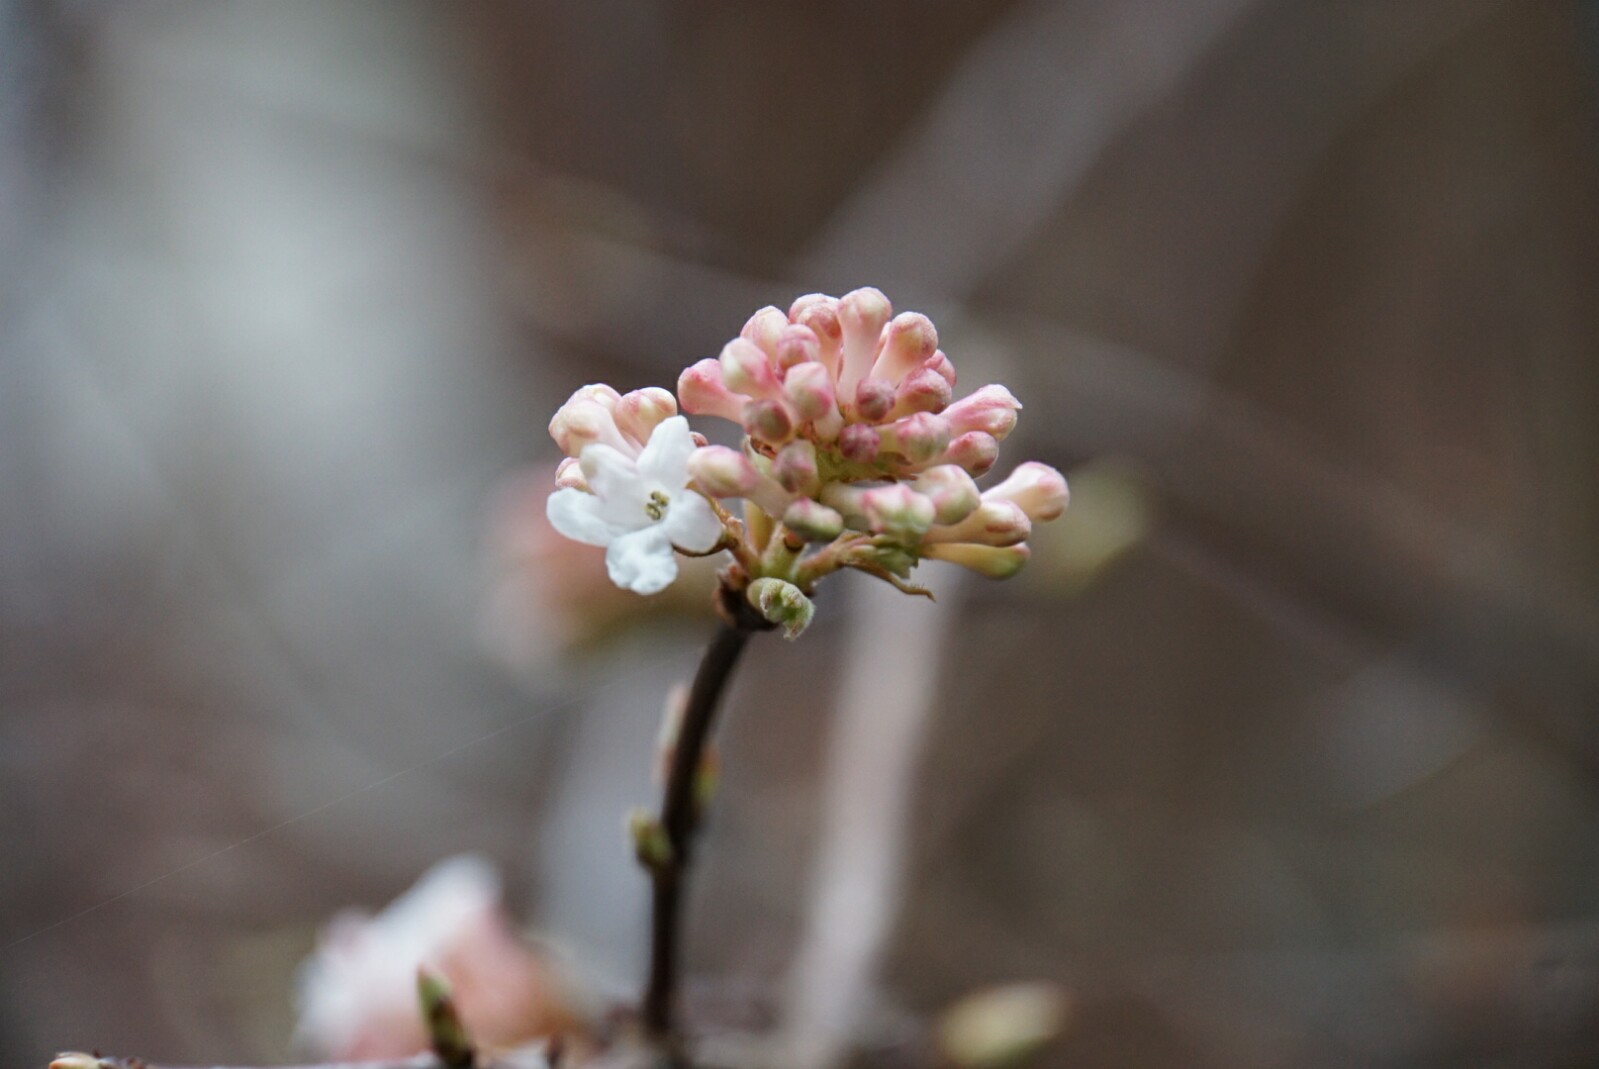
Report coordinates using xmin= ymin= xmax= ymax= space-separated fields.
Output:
xmin=678 ymin=358 xmax=747 ymax=422
xmin=773 ymin=440 xmax=820 ymax=495
xmin=924 ymin=541 xmax=1031 ymax=579
xmin=838 ymin=423 xmax=881 ymax=463
xmin=687 ymin=445 xmax=759 ymax=498
xmin=565 ymin=383 xmax=622 ymax=410
xmin=914 ymin=464 xmax=981 ymax=525
xmin=923 ymin=350 xmax=956 ymax=388
xmin=925 ymin=499 xmax=1031 ymax=547
xmin=741 ymin=305 xmax=789 ymax=358
xmin=555 ymin=456 xmax=589 ymax=491
xmin=860 ymin=484 xmax=936 ymax=541
xmin=880 ymin=412 xmax=952 ymax=466
xmin=774 ymin=324 xmax=821 ymax=374
xmin=941 ymin=431 xmax=1000 ymax=476
xmin=983 ymin=461 xmax=1069 ymax=522
xmin=743 ymin=398 xmax=796 ymax=446
xmin=613 ymin=387 xmax=678 ymax=445
xmin=854 ymin=377 xmax=896 ymax=423
xmin=549 ymin=396 xmax=633 ymax=458
xmin=870 ymin=311 xmax=939 ymax=385
xmin=891 ymin=366 xmax=954 ymax=417
xmin=782 ymin=361 xmax=837 ymax=421
xmin=945 ymin=385 xmax=1022 ymax=441
xmin=790 ymin=293 xmax=843 ymax=378
xmin=720 ymin=338 xmax=782 ymax=398
xmin=783 ymin=498 xmax=845 ymax=542
xmin=837 ymin=287 xmax=893 ymax=399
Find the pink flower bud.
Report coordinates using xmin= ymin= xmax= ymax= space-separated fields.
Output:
xmin=860 ymin=484 xmax=936 ymax=541
xmin=782 ymin=361 xmax=837 ymax=421
xmin=687 ymin=445 xmax=759 ymax=497
xmin=925 ymin=499 xmax=1031 ymax=547
xmin=742 ymin=398 xmax=796 ymax=446
xmin=678 ymin=358 xmax=747 ymax=422
xmin=923 ymin=541 xmax=1031 ymax=579
xmin=837 ymin=287 xmax=892 ymax=400
xmin=982 ymin=461 xmax=1069 ymax=522
xmin=913 ymin=464 xmax=981 ymax=525
xmin=854 ymin=377 xmax=896 ymax=423
xmin=789 ymin=293 xmax=843 ymax=379
xmin=783 ymin=498 xmax=845 ymax=542
xmin=548 ymin=396 xmax=633 ymax=458
xmin=879 ymin=412 xmax=952 ymax=465
xmin=890 ymin=365 xmax=953 ymax=418
xmin=838 ymin=422 xmax=881 ymax=463
xmin=612 ymin=387 xmax=678 ymax=445
xmin=945 ymin=385 xmax=1022 ymax=441
xmin=940 ymin=431 xmax=999 ymax=476
xmin=554 ymin=456 xmax=589 ymax=491
xmin=773 ymin=440 xmax=820 ymax=495
xmin=740 ymin=305 xmax=789 ymax=359
xmin=870 ymin=311 xmax=939 ymax=385
xmin=774 ymin=323 xmax=822 ymax=374
xmin=720 ymin=338 xmax=782 ymax=398
xmin=923 ymin=350 xmax=957 ymax=388
xmin=565 ymin=383 xmax=622 ymax=410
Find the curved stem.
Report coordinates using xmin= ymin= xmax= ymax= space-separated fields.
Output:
xmin=642 ymin=586 xmax=769 ymax=1054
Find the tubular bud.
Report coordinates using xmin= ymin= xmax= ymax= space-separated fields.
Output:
xmin=924 ymin=541 xmax=1031 ymax=579
xmin=945 ymin=384 xmax=1022 ymax=440
xmin=774 ymin=324 xmax=822 ymax=373
xmin=860 ymin=484 xmax=937 ymax=541
xmin=790 ymin=293 xmax=844 ymax=379
xmin=983 ymin=461 xmax=1069 ymax=522
xmin=891 ymin=365 xmax=954 ymax=417
xmin=564 ymin=383 xmax=622 ymax=411
xmin=678 ymin=358 xmax=748 ymax=422
xmin=740 ymin=305 xmax=789 ymax=358
xmin=687 ymin=445 xmax=759 ymax=497
xmin=773 ymin=439 xmax=821 ymax=495
xmin=854 ymin=377 xmax=896 ymax=423
xmin=782 ymin=360 xmax=837 ymax=421
xmin=925 ymin=499 xmax=1031 ymax=547
xmin=880 ymin=412 xmax=952 ymax=466
xmin=613 ymin=387 xmax=678 ymax=444
xmin=554 ymin=456 xmax=589 ymax=491
xmin=548 ymin=397 xmax=632 ymax=458
xmin=914 ymin=464 xmax=982 ymax=525
xmin=743 ymin=398 xmax=797 ymax=446
xmin=838 ymin=422 xmax=882 ymax=463
xmin=720 ymin=338 xmax=782 ymax=398
xmin=783 ymin=498 xmax=845 ymax=542
xmin=870 ymin=311 xmax=939 ymax=385
xmin=837 ymin=287 xmax=893 ymax=400
xmin=941 ymin=431 xmax=1000 ymax=476
xmin=923 ymin=350 xmax=957 ymax=388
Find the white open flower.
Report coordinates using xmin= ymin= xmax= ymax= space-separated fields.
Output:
xmin=546 ymin=415 xmax=724 ymax=594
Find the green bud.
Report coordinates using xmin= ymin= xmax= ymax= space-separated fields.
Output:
xmin=416 ymin=965 xmax=475 ymax=1069
xmin=746 ymin=577 xmax=816 ymax=639
xmin=627 ymin=807 xmax=674 ymax=870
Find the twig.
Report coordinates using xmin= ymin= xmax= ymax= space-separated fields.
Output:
xmin=640 ymin=584 xmax=773 ymax=1056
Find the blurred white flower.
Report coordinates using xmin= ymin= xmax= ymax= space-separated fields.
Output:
xmin=294 ymin=855 xmax=572 ymax=1060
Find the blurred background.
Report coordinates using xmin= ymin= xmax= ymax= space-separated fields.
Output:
xmin=5 ymin=2 xmax=1599 ymax=1067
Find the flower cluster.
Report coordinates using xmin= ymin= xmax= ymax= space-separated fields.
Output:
xmin=545 ymin=290 xmax=1067 ymax=629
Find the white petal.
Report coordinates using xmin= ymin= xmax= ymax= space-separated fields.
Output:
xmin=605 ymin=526 xmax=679 ymax=594
xmin=635 ymin=416 xmax=696 ymax=484
xmin=580 ymin=443 xmax=643 ymax=502
xmin=663 ymin=491 xmax=724 ymax=553
xmin=546 ymin=487 xmax=624 ymax=546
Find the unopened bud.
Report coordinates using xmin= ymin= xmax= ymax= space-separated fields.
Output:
xmin=924 ymin=541 xmax=1031 ymax=579
xmin=554 ymin=456 xmax=588 ymax=491
xmin=678 ymin=358 xmax=747 ymax=422
xmin=783 ymin=360 xmax=837 ymax=421
xmin=773 ymin=440 xmax=820 ymax=495
xmin=914 ymin=464 xmax=981 ymax=525
xmin=548 ymin=396 xmax=632 ymax=458
xmin=983 ymin=462 xmax=1069 ymax=522
xmin=880 ymin=412 xmax=952 ymax=465
xmin=743 ymin=398 xmax=796 ymax=446
xmin=838 ymin=423 xmax=881 ymax=463
xmin=871 ymin=311 xmax=939 ymax=385
xmin=740 ymin=305 xmax=789 ymax=358
xmin=837 ymin=287 xmax=893 ymax=398
xmin=612 ymin=387 xmax=678 ymax=445
xmin=892 ymin=365 xmax=954 ymax=417
xmin=854 ymin=377 xmax=896 ymax=423
xmin=417 ymin=966 xmax=474 ymax=1069
xmin=790 ymin=293 xmax=844 ymax=378
xmin=923 ymin=350 xmax=957 ymax=388
xmin=50 ymin=1056 xmax=106 ymax=1069
xmin=720 ymin=338 xmax=782 ymax=398
xmin=747 ymin=577 xmax=816 ymax=639
xmin=945 ymin=385 xmax=1022 ymax=441
xmin=564 ymin=383 xmax=621 ymax=410
xmin=942 ymin=431 xmax=1000 ymax=476
xmin=861 ymin=484 xmax=936 ymax=541
xmin=774 ymin=324 xmax=821 ymax=373
xmin=688 ymin=445 xmax=759 ymax=497
xmin=925 ymin=499 xmax=1031 ymax=547
xmin=783 ymin=498 xmax=845 ymax=542
xmin=627 ymin=808 xmax=674 ymax=870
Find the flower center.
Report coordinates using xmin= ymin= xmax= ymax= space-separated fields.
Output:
xmin=644 ymin=489 xmax=670 ymax=522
